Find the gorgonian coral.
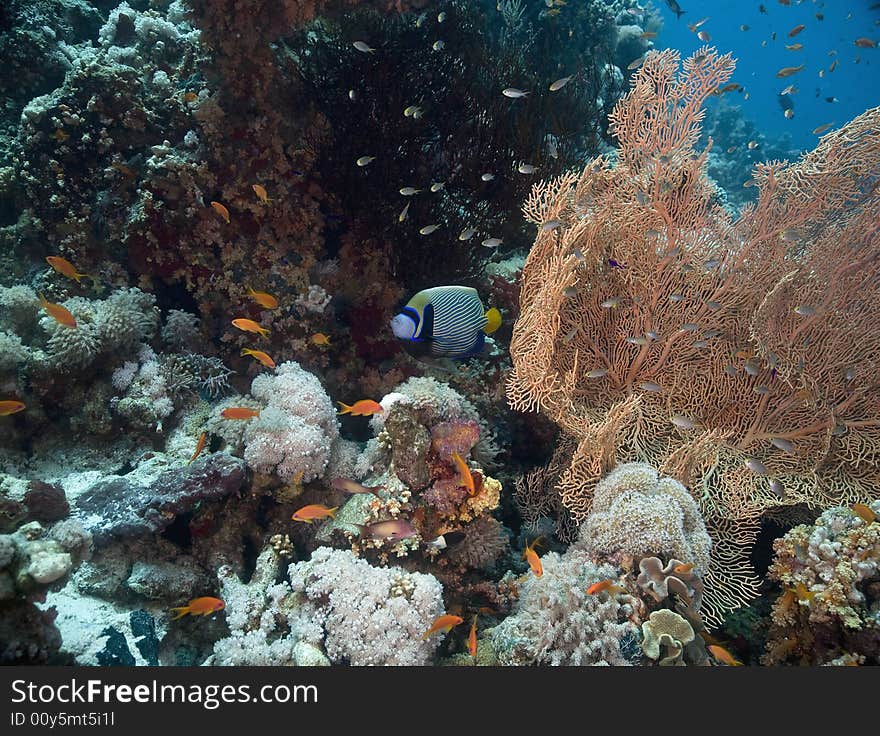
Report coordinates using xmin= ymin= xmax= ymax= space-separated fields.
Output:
xmin=507 ymin=46 xmax=880 ymax=625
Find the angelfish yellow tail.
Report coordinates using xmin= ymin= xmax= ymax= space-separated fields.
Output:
xmin=484 ymin=307 xmax=502 ymax=334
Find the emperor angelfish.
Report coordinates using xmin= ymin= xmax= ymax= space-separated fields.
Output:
xmin=390 ymin=286 xmax=502 ymax=358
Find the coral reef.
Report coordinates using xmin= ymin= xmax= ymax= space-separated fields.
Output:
xmin=321 ymin=379 xmax=504 ymax=572
xmin=507 ymin=45 xmax=880 ymax=624
xmin=580 ymin=463 xmax=712 ymax=575
xmin=212 ymin=545 xmax=445 ymax=666
xmin=0 ymin=0 xmax=876 ymax=673
xmin=0 ymin=517 xmax=91 ymax=664
xmin=490 ymin=545 xmax=640 ymax=666
xmin=763 ymin=502 xmax=880 ymax=665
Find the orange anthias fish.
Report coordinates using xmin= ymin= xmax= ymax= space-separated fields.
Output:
xmin=247 ymin=288 xmax=278 ymax=310
xmin=252 ymin=184 xmax=272 ymax=204
xmin=421 ymin=614 xmax=464 ymax=640
xmin=852 ymin=503 xmax=876 ymax=524
xmin=38 ymin=293 xmax=77 ymax=328
xmin=467 ymin=615 xmax=478 ymax=657
xmin=291 ymin=504 xmax=338 ymax=523
xmin=0 ymin=400 xmax=26 ymax=416
xmin=523 ymin=537 xmax=544 ymax=577
xmin=355 ymin=519 xmax=418 ymax=541
xmin=788 ymin=24 xmax=806 ymax=38
xmin=586 ymin=579 xmax=626 ymax=596
xmin=46 ymin=256 xmax=89 ymax=284
xmin=188 ymin=431 xmax=207 ymax=464
xmin=241 ymin=348 xmax=276 ymax=369
xmin=169 ymin=596 xmax=225 ymax=620
xmin=221 ymin=407 xmax=261 ymax=420
xmin=311 ymin=332 xmax=331 ymax=346
xmin=451 ymin=451 xmax=476 ymax=496
xmin=708 ymin=644 xmax=743 ymax=666
xmin=337 ymin=399 xmax=383 ymax=416
xmin=210 ymin=201 xmax=230 ymax=223
xmin=854 ymin=38 xmax=877 ymax=49
xmin=673 ymin=562 xmax=695 ymax=574
xmin=232 ymin=318 xmax=270 ymax=337
xmin=776 ymin=64 xmax=805 ymax=78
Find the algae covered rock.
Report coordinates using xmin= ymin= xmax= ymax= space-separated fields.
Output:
xmin=73 ymin=453 xmax=246 ymax=544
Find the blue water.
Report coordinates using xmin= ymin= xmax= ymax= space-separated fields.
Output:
xmin=653 ymin=0 xmax=880 ymax=151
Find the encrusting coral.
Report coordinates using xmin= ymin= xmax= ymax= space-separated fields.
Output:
xmin=507 ymin=45 xmax=880 ymax=625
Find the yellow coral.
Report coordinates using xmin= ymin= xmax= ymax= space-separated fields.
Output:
xmin=458 ymin=475 xmax=501 ymax=523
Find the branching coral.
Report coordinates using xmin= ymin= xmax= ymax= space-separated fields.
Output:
xmin=507 ymin=46 xmax=880 ymax=624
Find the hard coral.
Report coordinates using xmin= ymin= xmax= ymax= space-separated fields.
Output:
xmin=641 ymin=609 xmax=694 ymax=666
xmin=763 ymin=502 xmax=880 ymax=665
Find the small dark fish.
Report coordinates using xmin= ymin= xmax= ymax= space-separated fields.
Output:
xmin=608 ymin=258 xmax=626 ymax=269
xmin=769 ymin=479 xmax=786 ymax=499
xmin=665 ymin=0 xmax=685 ymax=20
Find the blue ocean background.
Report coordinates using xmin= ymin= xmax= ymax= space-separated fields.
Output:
xmin=654 ymin=0 xmax=879 ymax=151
